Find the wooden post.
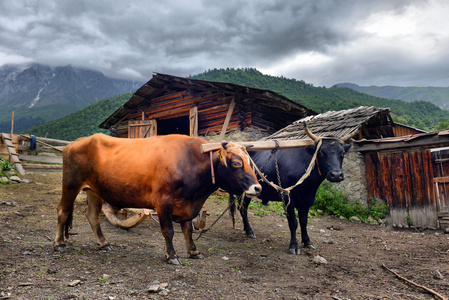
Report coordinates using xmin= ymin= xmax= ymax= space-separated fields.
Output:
xmin=219 ymin=99 xmax=235 ymax=141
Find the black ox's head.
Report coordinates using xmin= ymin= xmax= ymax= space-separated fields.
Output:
xmin=215 ymin=141 xmax=262 ymax=197
xmin=304 ymin=123 xmax=360 ymax=183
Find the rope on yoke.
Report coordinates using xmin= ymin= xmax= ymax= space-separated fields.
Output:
xmin=244 ymin=138 xmax=323 ymax=195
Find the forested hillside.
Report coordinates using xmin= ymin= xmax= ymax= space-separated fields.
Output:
xmin=24 ymin=68 xmax=449 ymax=140
xmin=337 ymin=83 xmax=449 ymax=111
xmin=192 ymin=68 xmax=449 ymax=131
xmin=22 ymin=93 xmax=133 ymax=141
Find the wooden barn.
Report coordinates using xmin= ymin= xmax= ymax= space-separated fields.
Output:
xmin=99 ymin=73 xmax=316 ymax=140
xmin=263 ymin=106 xmax=449 ymax=229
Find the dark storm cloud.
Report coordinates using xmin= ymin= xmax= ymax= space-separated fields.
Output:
xmin=0 ymin=0 xmax=447 ymax=87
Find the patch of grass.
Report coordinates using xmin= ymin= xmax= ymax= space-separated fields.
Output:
xmin=313 ymin=181 xmax=388 ymax=222
xmin=99 ymin=277 xmax=109 ymax=283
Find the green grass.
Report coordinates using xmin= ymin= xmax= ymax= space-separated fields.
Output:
xmin=313 ymin=181 xmax=388 ymax=222
xmin=242 ymin=181 xmax=388 ymax=223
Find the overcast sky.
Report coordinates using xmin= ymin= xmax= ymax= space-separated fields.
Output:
xmin=1 ymin=0 xmax=448 ymax=87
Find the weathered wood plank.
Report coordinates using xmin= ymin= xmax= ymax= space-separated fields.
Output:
xmin=200 ymin=139 xmax=314 ymax=153
xmin=19 ymin=154 xmax=62 ymax=164
xmin=22 ymin=164 xmax=63 ymax=170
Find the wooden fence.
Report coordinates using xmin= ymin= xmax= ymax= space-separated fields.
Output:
xmin=0 ymin=133 xmax=70 ymax=172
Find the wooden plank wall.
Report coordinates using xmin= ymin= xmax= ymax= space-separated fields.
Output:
xmin=392 ymin=124 xmax=424 ymax=137
xmin=364 ymin=149 xmax=437 ymax=228
xmin=111 ymin=90 xmax=256 ymax=138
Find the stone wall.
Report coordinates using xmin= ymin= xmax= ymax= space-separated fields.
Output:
xmin=334 ymin=150 xmax=368 ymax=207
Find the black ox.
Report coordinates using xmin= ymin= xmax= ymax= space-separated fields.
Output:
xmin=230 ymin=123 xmax=359 ymax=254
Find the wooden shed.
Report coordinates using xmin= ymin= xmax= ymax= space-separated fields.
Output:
xmin=355 ymin=131 xmax=449 ymax=229
xmin=99 ymin=73 xmax=316 ymax=140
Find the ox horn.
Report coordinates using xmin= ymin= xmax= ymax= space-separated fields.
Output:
xmin=303 ymin=122 xmax=318 ymax=141
xmin=221 ymin=140 xmax=229 ymax=149
xmin=341 ymin=126 xmax=361 ymax=142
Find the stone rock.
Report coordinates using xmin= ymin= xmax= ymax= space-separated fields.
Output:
xmin=9 ymin=176 xmax=22 ymax=183
xmin=367 ymin=216 xmax=378 ymax=225
xmin=350 ymin=216 xmax=361 ymax=223
xmin=68 ymin=280 xmax=81 ymax=287
xmin=1 ymin=176 xmax=8 ymax=183
xmin=432 ymin=270 xmax=444 ymax=280
xmin=312 ymin=255 xmax=328 ymax=264
xmin=148 ymin=281 xmax=169 ymax=294
xmin=21 ymin=178 xmax=32 ymax=183
xmin=1 ymin=201 xmax=18 ymax=206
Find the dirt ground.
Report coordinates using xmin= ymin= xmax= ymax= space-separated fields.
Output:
xmin=1 ymin=171 xmax=449 ymax=300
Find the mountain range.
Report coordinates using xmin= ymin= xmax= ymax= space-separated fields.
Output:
xmin=336 ymin=83 xmax=449 ymax=111
xmin=0 ymin=63 xmax=143 ymax=133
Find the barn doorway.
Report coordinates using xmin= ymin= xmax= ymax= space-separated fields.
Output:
xmin=157 ymin=116 xmax=190 ymax=136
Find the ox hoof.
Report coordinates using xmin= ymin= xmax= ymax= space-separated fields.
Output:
xmin=54 ymin=245 xmax=66 ymax=253
xmin=247 ymin=233 xmax=257 ymax=239
xmin=166 ymin=258 xmax=182 ymax=265
xmin=289 ymin=248 xmax=301 ymax=255
xmin=190 ymin=253 xmax=204 ymax=259
xmin=100 ymin=244 xmax=112 ymax=251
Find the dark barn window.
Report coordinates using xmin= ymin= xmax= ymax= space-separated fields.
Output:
xmin=157 ymin=116 xmax=190 ymax=136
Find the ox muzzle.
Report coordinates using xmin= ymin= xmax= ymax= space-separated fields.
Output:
xmin=245 ymin=184 xmax=262 ymax=198
xmin=327 ymin=170 xmax=344 ymax=182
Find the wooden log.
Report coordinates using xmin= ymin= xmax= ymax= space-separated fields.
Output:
xmin=20 ymin=135 xmax=71 ymax=146
xmin=22 ymin=164 xmax=63 ymax=170
xmin=200 ymin=139 xmax=314 ymax=153
xmin=19 ymin=154 xmax=62 ymax=164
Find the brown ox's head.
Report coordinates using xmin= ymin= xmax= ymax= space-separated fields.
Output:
xmin=216 ymin=141 xmax=261 ymax=197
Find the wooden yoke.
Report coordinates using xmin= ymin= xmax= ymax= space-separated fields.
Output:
xmin=200 ymin=139 xmax=314 ymax=153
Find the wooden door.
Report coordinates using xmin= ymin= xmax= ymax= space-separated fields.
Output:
xmin=128 ymin=120 xmax=157 ymax=138
xmin=432 ymin=147 xmax=449 ymax=212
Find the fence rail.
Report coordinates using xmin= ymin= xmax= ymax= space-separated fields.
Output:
xmin=0 ymin=133 xmax=71 ymax=172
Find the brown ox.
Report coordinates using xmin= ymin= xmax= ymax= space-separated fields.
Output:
xmin=54 ymin=134 xmax=261 ymax=264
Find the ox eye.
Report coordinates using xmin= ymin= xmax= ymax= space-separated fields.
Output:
xmin=231 ymin=160 xmax=243 ymax=168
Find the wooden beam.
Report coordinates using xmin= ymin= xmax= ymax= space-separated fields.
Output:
xmin=218 ymin=99 xmax=236 ymax=141
xmin=19 ymin=154 xmax=62 ymax=164
xmin=200 ymin=139 xmax=314 ymax=153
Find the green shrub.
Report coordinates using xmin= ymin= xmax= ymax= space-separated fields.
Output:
xmin=0 ymin=158 xmax=14 ymax=177
xmin=313 ymin=181 xmax=388 ymax=222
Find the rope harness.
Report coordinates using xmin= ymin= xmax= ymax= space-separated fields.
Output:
xmin=245 ymin=137 xmax=344 ymax=215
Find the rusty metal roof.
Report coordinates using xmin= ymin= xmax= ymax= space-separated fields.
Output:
xmin=99 ymin=73 xmax=316 ymax=129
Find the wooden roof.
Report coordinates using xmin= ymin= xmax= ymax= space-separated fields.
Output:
xmin=99 ymin=73 xmax=316 ymax=129
xmin=262 ymin=106 xmax=395 ymax=141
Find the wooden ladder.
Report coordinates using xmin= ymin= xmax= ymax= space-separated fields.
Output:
xmin=1 ymin=133 xmax=25 ymax=176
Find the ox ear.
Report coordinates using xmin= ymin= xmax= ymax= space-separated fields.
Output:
xmin=305 ymin=145 xmax=316 ymax=155
xmin=221 ymin=141 xmax=229 ymax=150
xmin=343 ymin=143 xmax=353 ymax=153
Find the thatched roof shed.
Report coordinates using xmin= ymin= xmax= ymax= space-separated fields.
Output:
xmin=262 ymin=106 xmax=424 ymax=141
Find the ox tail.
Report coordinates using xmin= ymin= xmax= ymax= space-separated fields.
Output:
xmin=228 ymin=194 xmax=236 ymax=229
xmin=64 ymin=210 xmax=74 ymax=240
